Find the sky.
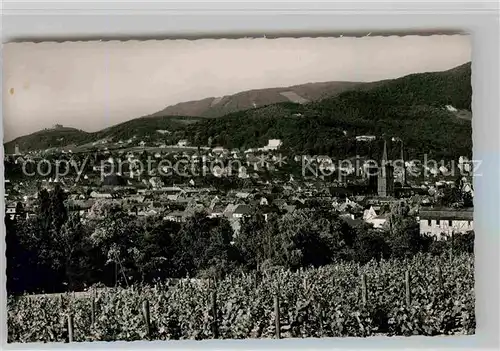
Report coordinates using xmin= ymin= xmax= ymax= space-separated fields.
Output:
xmin=3 ymin=35 xmax=470 ymax=142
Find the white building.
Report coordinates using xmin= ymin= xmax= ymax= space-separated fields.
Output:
xmin=355 ymin=135 xmax=376 ymax=142
xmin=177 ymin=140 xmax=189 ymax=147
xmin=418 ymin=208 xmax=473 ymax=239
xmin=258 ymin=139 xmax=283 ymax=151
xmin=267 ymin=139 xmax=282 ymax=150
xmin=363 ymin=206 xmax=389 ymax=229
xmin=90 ymin=191 xmax=113 ymax=199
xmin=212 ymin=146 xmax=226 ymax=154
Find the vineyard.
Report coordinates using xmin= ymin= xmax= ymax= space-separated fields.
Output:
xmin=7 ymin=252 xmax=475 ymax=343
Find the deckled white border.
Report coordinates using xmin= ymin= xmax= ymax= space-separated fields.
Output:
xmin=1 ymin=1 xmax=499 ymax=350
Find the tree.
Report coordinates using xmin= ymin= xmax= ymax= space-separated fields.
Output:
xmin=56 ymin=213 xmax=91 ymax=291
xmin=89 ymin=206 xmax=139 ymax=286
xmin=385 ymin=200 xmax=430 ymax=258
xmin=200 ymin=218 xmax=240 ymax=279
xmin=170 ymin=213 xmax=236 ymax=278
xmin=352 ymin=227 xmax=391 ymax=264
xmin=234 ymin=210 xmax=274 ymax=269
xmin=131 ymin=217 xmax=180 ymax=282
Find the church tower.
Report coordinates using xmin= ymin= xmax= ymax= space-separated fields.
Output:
xmin=399 ymin=140 xmax=407 ymax=186
xmin=377 ymin=139 xmax=394 ymax=197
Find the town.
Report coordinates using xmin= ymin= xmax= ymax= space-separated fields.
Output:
xmin=5 ymin=134 xmax=474 ymax=241
xmin=5 ymin=36 xmax=475 ymax=341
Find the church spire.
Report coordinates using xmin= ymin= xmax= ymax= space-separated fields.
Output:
xmin=382 ymin=139 xmax=388 ymax=162
xmin=400 ymin=140 xmax=406 ymax=185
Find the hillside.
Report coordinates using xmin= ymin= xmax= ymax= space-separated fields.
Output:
xmin=152 ymin=81 xmax=368 ymax=118
xmin=149 ymin=63 xmax=470 ymax=119
xmin=4 ymin=126 xmax=90 ymax=154
xmin=92 ymin=115 xmax=207 ymax=142
xmin=181 ymin=62 xmax=472 ymax=160
xmin=5 ymin=62 xmax=471 ymax=159
xmin=4 ymin=116 xmax=206 ymax=153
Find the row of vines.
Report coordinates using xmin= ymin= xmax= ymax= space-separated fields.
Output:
xmin=8 ymin=252 xmax=475 ymax=343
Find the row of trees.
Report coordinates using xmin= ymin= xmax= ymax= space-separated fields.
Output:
xmin=6 ymin=186 xmax=473 ymax=295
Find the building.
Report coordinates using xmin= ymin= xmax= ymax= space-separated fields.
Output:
xmin=363 ymin=205 xmax=389 ymax=229
xmin=356 ymin=135 xmax=376 ymax=142
xmin=90 ymin=191 xmax=113 ymax=199
xmin=232 ymin=204 xmax=252 ymax=219
xmin=418 ymin=208 xmax=473 ymax=239
xmin=396 ymin=141 xmax=406 ymax=186
xmin=177 ymin=140 xmax=189 ymax=147
xmin=378 ymin=140 xmax=394 ymax=197
xmin=259 ymin=139 xmax=282 ymax=151
xmin=164 ymin=211 xmax=187 ymax=223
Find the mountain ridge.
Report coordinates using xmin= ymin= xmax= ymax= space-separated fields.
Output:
xmin=152 ymin=80 xmax=370 ymax=118
xmin=4 ymin=62 xmax=471 ymax=158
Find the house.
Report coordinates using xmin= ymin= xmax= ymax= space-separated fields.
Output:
xmin=90 ymin=191 xmax=113 ymax=199
xmin=363 ymin=206 xmax=378 ymax=221
xmin=259 ymin=139 xmax=283 ymax=151
xmin=223 ymin=204 xmax=238 ymax=218
xmin=208 ymin=205 xmax=226 ymax=218
xmin=418 ymin=208 xmax=474 ymax=239
xmin=212 ymin=146 xmax=226 ymax=154
xmin=177 ymin=140 xmax=189 ymax=147
xmin=361 ymin=205 xmax=390 ymax=228
xmin=235 ymin=192 xmax=251 ymax=200
xmin=164 ymin=211 xmax=187 ymax=223
xmin=355 ymin=135 xmax=376 ymax=142
xmin=368 ymin=213 xmax=389 ymax=229
xmin=232 ymin=204 xmax=252 ymax=219
xmin=268 ymin=139 xmax=282 ymax=150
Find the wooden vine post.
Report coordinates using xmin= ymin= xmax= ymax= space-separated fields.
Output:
xmin=67 ymin=313 xmax=74 ymax=343
xmin=317 ymin=302 xmax=324 ymax=337
xmin=436 ymin=265 xmax=443 ymax=290
xmin=91 ymin=289 xmax=96 ymax=326
xmin=405 ymin=270 xmax=411 ymax=307
xmin=274 ymin=294 xmax=281 ymax=339
xmin=142 ymin=300 xmax=151 ymax=339
xmin=211 ymin=291 xmax=219 ymax=339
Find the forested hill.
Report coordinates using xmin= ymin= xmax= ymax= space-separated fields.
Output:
xmin=4 ymin=116 xmax=206 ymax=154
xmin=149 ymin=81 xmax=368 ymax=118
xmin=3 ymin=127 xmax=91 ymax=154
xmin=180 ymin=62 xmax=472 ymax=160
xmin=4 ymin=62 xmax=471 ymax=160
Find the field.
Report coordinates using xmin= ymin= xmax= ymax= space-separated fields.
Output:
xmin=7 ymin=252 xmax=475 ymax=343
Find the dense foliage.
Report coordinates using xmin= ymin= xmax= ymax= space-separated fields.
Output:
xmin=182 ymin=74 xmax=472 ymax=160
xmin=7 ymin=186 xmax=474 ymax=295
xmin=7 ymin=252 xmax=474 ymax=342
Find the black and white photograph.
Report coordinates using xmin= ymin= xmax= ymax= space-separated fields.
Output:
xmin=3 ymin=35 xmax=474 ymax=343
